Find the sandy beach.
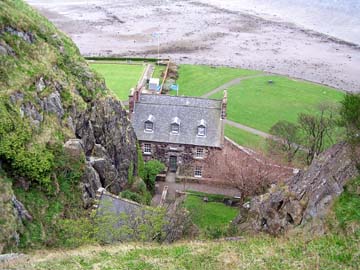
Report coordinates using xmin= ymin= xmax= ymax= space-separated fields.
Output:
xmin=27 ymin=0 xmax=360 ymax=92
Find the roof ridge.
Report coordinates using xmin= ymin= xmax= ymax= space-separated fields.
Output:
xmin=141 ymin=93 xmax=222 ymax=102
xmin=137 ymin=101 xmax=222 ymax=110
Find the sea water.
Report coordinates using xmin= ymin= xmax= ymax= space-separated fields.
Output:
xmin=200 ymin=0 xmax=360 ymax=45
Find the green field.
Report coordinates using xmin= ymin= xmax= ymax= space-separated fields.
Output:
xmin=175 ymin=64 xmax=261 ymax=97
xmin=90 ymin=63 xmax=145 ymax=100
xmin=225 ymin=124 xmax=266 ymax=152
xmin=183 ymin=192 xmax=238 ymax=237
xmin=212 ymin=76 xmax=344 ymax=132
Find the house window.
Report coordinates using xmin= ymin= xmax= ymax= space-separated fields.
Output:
xmin=171 ymin=123 xmax=180 ymax=134
xmin=144 ymin=143 xmax=151 ymax=154
xmin=171 ymin=117 xmax=181 ymax=134
xmin=197 ymin=126 xmax=206 ymax=136
xmin=144 ymin=115 xmax=155 ymax=132
xmin=144 ymin=121 xmax=153 ymax=132
xmin=194 ymin=166 xmax=202 ymax=178
xmin=196 ymin=147 xmax=204 ymax=158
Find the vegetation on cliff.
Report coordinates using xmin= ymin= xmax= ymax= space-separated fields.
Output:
xmin=10 ymin=183 xmax=360 ymax=269
xmin=0 ymin=0 xmax=138 ymax=252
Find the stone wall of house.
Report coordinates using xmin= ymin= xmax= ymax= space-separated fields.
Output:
xmin=140 ymin=139 xmax=294 ymax=189
xmin=140 ymin=141 xmax=210 ymax=175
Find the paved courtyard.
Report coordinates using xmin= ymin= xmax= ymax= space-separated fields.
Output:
xmin=151 ymin=173 xmax=240 ymax=206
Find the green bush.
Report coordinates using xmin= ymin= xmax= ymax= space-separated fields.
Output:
xmin=143 ymin=160 xmax=165 ymax=193
xmin=0 ymin=98 xmax=55 ymax=190
xmin=121 ymin=190 xmax=144 ymax=204
xmin=122 ymin=177 xmax=153 ymax=205
xmin=137 ymin=142 xmax=145 ymax=179
xmin=340 ymin=94 xmax=360 ymax=145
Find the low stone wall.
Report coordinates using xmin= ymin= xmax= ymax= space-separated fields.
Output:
xmin=175 ymin=175 xmax=231 ymax=188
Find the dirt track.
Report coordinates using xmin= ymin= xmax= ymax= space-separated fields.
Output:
xmin=27 ymin=0 xmax=360 ymax=92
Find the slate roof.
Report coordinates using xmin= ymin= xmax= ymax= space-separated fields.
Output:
xmin=98 ymin=193 xmax=141 ymax=217
xmin=132 ymin=94 xmax=223 ymax=147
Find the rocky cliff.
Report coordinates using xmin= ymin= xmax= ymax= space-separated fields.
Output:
xmin=235 ymin=142 xmax=359 ymax=235
xmin=0 ymin=0 xmax=138 ymax=252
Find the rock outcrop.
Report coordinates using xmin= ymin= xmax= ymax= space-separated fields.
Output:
xmin=75 ymin=97 xmax=138 ymax=196
xmin=235 ymin=142 xmax=359 ymax=235
xmin=0 ymin=176 xmax=32 ymax=253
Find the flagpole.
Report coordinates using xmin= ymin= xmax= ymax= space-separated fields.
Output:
xmin=157 ymin=35 xmax=160 ymax=66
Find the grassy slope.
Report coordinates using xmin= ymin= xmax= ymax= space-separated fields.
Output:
xmin=17 ymin=177 xmax=360 ymax=270
xmin=174 ymin=64 xmax=261 ymax=97
xmin=90 ymin=63 xmax=144 ymax=100
xmin=212 ymin=75 xmax=344 ymax=132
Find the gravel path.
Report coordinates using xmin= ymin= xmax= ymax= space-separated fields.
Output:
xmin=201 ymin=74 xmax=270 ymax=98
xmin=224 ymin=119 xmax=273 ymax=139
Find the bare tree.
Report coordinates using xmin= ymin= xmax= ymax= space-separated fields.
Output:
xmin=267 ymin=102 xmax=339 ymax=165
xmin=206 ymin=145 xmax=288 ymax=201
xmin=298 ymin=103 xmax=338 ymax=164
xmin=268 ymin=120 xmax=301 ymax=163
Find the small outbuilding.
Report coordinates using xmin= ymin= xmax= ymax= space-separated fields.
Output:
xmin=148 ymin=78 xmax=160 ymax=91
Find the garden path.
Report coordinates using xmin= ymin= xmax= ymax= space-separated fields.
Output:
xmin=201 ymin=74 xmax=270 ymax=98
xmin=224 ymin=119 xmax=273 ymax=139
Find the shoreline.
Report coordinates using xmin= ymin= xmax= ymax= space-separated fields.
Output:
xmin=26 ymin=0 xmax=360 ymax=93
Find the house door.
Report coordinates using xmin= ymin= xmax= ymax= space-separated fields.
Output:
xmin=169 ymin=156 xmax=177 ymax=172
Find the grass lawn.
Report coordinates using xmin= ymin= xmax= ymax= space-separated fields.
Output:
xmin=212 ymin=75 xmax=344 ymax=132
xmin=183 ymin=192 xmax=238 ymax=237
xmin=89 ymin=63 xmax=145 ymax=100
xmin=174 ymin=64 xmax=261 ymax=97
xmin=225 ymin=124 xmax=267 ymax=152
xmin=152 ymin=64 xmax=166 ymax=80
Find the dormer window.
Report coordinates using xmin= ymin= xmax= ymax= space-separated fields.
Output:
xmin=197 ymin=119 xmax=207 ymax=136
xmin=144 ymin=114 xmax=155 ymax=132
xmin=171 ymin=117 xmax=181 ymax=134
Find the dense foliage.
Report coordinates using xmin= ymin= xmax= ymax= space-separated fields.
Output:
xmin=143 ymin=160 xmax=165 ymax=193
xmin=340 ymin=93 xmax=360 ymax=145
xmin=0 ymin=98 xmax=55 ymax=190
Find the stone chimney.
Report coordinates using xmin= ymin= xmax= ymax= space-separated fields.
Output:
xmin=221 ymin=90 xmax=227 ymax=119
xmin=128 ymin=87 xmax=141 ymax=116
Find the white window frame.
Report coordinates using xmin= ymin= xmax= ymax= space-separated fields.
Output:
xmin=195 ymin=147 xmax=204 ymax=159
xmin=194 ymin=166 xmax=202 ymax=178
xmin=144 ymin=121 xmax=153 ymax=132
xmin=197 ymin=126 xmax=206 ymax=137
xmin=144 ymin=143 xmax=152 ymax=154
xmin=171 ymin=123 xmax=180 ymax=134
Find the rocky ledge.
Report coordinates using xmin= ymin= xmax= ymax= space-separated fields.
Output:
xmin=235 ymin=142 xmax=359 ymax=235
